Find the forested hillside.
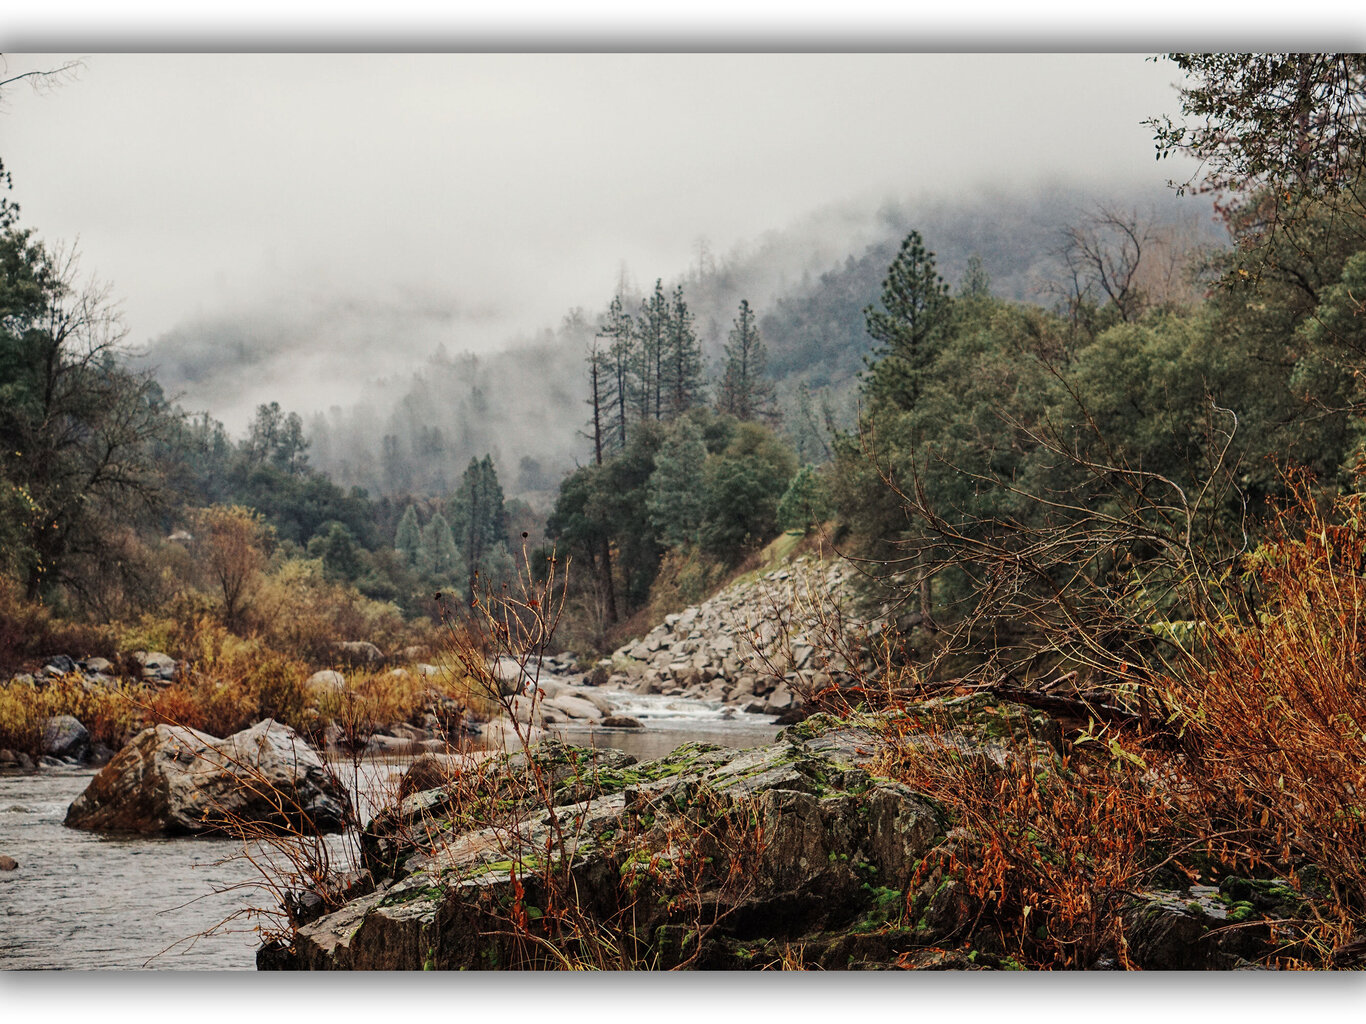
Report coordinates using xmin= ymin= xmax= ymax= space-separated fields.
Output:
xmin=277 ymin=186 xmax=1219 ymax=504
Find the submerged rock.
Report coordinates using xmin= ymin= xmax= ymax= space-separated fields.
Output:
xmin=65 ymin=719 xmax=349 ymax=836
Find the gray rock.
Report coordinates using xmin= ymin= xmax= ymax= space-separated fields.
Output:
xmin=42 ymin=715 xmax=90 ymax=762
xmin=364 ymin=734 xmax=416 ymax=756
xmin=134 ymin=650 xmax=178 ymax=681
xmin=43 ymin=655 xmax=77 ymax=675
xmin=549 ymin=693 xmax=608 ymax=720
xmin=334 ymin=641 xmax=385 ymax=666
xmin=272 ymin=718 xmax=950 ymax=971
xmin=491 ymin=657 xmax=536 ymax=696
xmin=306 ymin=669 xmax=347 ymax=694
xmin=81 ymin=657 xmax=114 ymax=675
xmin=478 ymin=717 xmax=547 ymax=751
xmin=65 ymin=719 xmax=349 ymax=835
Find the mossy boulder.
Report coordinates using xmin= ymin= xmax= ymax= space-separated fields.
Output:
xmin=265 ymin=719 xmax=955 ymax=969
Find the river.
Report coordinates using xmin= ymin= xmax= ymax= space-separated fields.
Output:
xmin=0 ymin=692 xmax=779 ymax=970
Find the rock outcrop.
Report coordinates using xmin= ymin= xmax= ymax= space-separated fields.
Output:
xmin=260 ymin=693 xmax=1308 ymax=971
xmin=66 ymin=719 xmax=349 ymax=835
xmin=265 ymin=700 xmax=1056 ymax=970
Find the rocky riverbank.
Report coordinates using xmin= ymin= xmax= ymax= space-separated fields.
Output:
xmin=593 ymin=556 xmax=887 ymax=719
xmin=260 ymin=695 xmax=1309 ymax=971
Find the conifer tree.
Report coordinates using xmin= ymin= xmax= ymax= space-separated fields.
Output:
xmin=959 ymin=253 xmax=992 ymax=298
xmin=862 ymin=230 xmax=952 ymax=411
xmin=420 ymin=510 xmax=459 ymax=578
xmin=664 ymin=284 xmax=706 ymax=418
xmin=647 ymin=417 xmax=708 ymax=548
xmin=451 ymin=455 xmax=509 ymax=589
xmin=635 ymin=280 xmax=670 ymax=422
xmin=394 ymin=503 xmax=422 ymax=565
xmin=599 ymin=294 xmax=634 ymax=451
xmin=717 ymin=299 xmax=776 ymax=422
xmin=585 ymin=336 xmax=611 ymax=465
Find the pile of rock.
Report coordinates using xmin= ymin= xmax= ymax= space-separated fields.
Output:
xmin=601 ymin=557 xmax=887 ymax=716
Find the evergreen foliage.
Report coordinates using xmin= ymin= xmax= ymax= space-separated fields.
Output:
xmin=647 ymin=416 xmax=708 ymax=549
xmin=861 ymin=230 xmax=953 ymax=412
xmin=716 ymin=299 xmax=776 ymax=422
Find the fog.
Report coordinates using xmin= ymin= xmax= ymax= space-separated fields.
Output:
xmin=0 ymin=53 xmax=1200 ymax=433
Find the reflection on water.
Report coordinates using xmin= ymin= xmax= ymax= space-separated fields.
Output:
xmin=0 ymin=692 xmax=782 ymax=970
xmin=547 ymin=690 xmax=782 ymax=761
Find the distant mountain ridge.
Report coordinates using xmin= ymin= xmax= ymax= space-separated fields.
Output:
xmin=142 ymin=184 xmax=1219 ymax=502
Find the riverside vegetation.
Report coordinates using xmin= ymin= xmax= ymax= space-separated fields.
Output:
xmin=4 ymin=54 xmax=1366 ymax=969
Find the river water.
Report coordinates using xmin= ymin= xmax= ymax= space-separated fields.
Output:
xmin=0 ymin=693 xmax=779 ymax=971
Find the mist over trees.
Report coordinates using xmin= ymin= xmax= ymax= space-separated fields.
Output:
xmin=219 ymin=186 xmax=1218 ymax=510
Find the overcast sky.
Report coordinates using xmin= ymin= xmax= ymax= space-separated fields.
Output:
xmin=0 ymin=52 xmax=1201 ymax=425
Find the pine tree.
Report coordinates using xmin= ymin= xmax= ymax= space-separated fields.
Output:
xmin=599 ymin=294 xmax=634 ymax=451
xmin=451 ymin=455 xmax=509 ymax=589
xmin=959 ymin=253 xmax=992 ymax=298
xmin=585 ymin=336 xmax=611 ymax=465
xmin=269 ymin=412 xmax=308 ymax=474
xmin=717 ymin=299 xmax=776 ymax=421
xmin=420 ymin=511 xmax=459 ymax=578
xmin=664 ymin=284 xmax=705 ymax=418
xmin=647 ymin=418 xmax=708 ymax=548
xmin=635 ymin=280 xmax=670 ymax=422
xmin=862 ymin=230 xmax=952 ymax=411
xmin=394 ymin=504 xmax=422 ymax=566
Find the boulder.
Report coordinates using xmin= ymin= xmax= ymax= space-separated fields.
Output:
xmin=43 ymin=655 xmax=77 ymax=675
xmin=546 ymin=695 xmax=604 ymax=721
xmin=478 ymin=717 xmax=547 ymax=751
xmin=491 ymin=657 xmax=535 ymax=696
xmin=0 ymin=855 xmax=17 ymax=871
xmin=65 ymin=719 xmax=349 ymax=835
xmin=398 ymin=753 xmax=467 ymax=800
xmin=364 ymin=734 xmax=416 ymax=756
xmin=268 ymin=720 xmax=948 ymax=971
xmin=81 ymin=657 xmax=114 ymax=675
xmin=42 ymin=715 xmax=90 ymax=762
xmin=334 ymin=641 xmax=385 ymax=667
xmin=306 ymin=669 xmax=347 ymax=694
xmin=600 ymin=716 xmax=643 ymax=729
xmin=133 ymin=650 xmax=178 ymax=682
